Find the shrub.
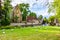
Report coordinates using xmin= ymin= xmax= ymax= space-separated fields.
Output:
xmin=1 ymin=17 xmax=11 ymax=26
xmin=0 ymin=26 xmax=21 ymax=29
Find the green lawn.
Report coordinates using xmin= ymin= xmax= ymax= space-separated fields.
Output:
xmin=0 ymin=26 xmax=60 ymax=40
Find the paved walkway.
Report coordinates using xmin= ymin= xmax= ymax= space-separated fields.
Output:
xmin=10 ymin=23 xmax=41 ymax=26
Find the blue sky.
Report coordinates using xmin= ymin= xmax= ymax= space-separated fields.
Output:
xmin=11 ymin=0 xmax=54 ymax=18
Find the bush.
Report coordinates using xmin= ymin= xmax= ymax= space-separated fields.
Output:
xmin=0 ymin=26 xmax=21 ymax=29
xmin=1 ymin=17 xmax=11 ymax=26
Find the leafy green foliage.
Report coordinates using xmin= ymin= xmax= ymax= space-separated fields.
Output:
xmin=0 ymin=0 xmax=12 ymax=26
xmin=29 ymin=12 xmax=37 ymax=18
xmin=48 ymin=0 xmax=60 ymax=20
xmin=38 ymin=15 xmax=43 ymax=20
xmin=14 ymin=16 xmax=19 ymax=23
xmin=48 ymin=16 xmax=55 ymax=22
xmin=43 ymin=17 xmax=48 ymax=23
xmin=48 ymin=16 xmax=56 ymax=26
xmin=42 ymin=17 xmax=48 ymax=24
xmin=19 ymin=3 xmax=29 ymax=21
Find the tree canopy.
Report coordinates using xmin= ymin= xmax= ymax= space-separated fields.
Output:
xmin=48 ymin=0 xmax=60 ymax=20
xmin=38 ymin=15 xmax=43 ymax=20
xmin=0 ymin=0 xmax=12 ymax=26
xmin=19 ymin=3 xmax=30 ymax=21
xmin=29 ymin=12 xmax=37 ymax=18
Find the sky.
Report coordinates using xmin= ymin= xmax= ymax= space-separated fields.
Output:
xmin=11 ymin=0 xmax=54 ymax=18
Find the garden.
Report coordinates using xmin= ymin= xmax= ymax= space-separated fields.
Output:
xmin=0 ymin=0 xmax=60 ymax=40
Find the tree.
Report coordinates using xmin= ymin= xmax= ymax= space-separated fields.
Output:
xmin=0 ymin=0 xmax=12 ymax=26
xmin=48 ymin=16 xmax=55 ymax=21
xmin=48 ymin=0 xmax=60 ymax=21
xmin=42 ymin=17 xmax=48 ymax=25
xmin=19 ymin=3 xmax=29 ymax=21
xmin=38 ymin=15 xmax=43 ymax=20
xmin=29 ymin=12 xmax=37 ymax=18
xmin=48 ymin=16 xmax=56 ymax=26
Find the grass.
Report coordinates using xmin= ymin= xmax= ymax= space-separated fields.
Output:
xmin=0 ymin=26 xmax=60 ymax=40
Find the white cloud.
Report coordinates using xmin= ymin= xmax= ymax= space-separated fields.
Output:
xmin=49 ymin=0 xmax=54 ymax=2
xmin=11 ymin=0 xmax=54 ymax=18
xmin=11 ymin=0 xmax=49 ymax=7
xmin=11 ymin=0 xmax=39 ymax=7
xmin=31 ymin=8 xmax=49 ymax=17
